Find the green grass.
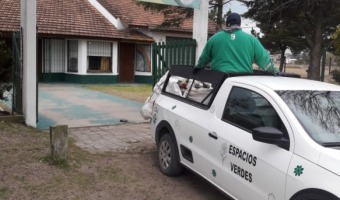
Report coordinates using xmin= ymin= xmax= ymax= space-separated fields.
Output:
xmin=43 ymin=156 xmax=70 ymax=170
xmin=82 ymin=84 xmax=152 ymax=103
xmin=0 ymin=186 xmax=9 ymax=199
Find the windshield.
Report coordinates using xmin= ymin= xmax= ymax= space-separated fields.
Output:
xmin=276 ymin=91 xmax=340 ymax=144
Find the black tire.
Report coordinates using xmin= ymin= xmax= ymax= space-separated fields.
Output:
xmin=158 ymin=134 xmax=183 ymax=176
xmin=292 ymin=191 xmax=339 ymax=200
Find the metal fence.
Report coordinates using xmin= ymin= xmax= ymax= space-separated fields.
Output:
xmin=152 ymin=39 xmax=196 ymax=86
xmin=11 ymin=31 xmax=23 ymax=114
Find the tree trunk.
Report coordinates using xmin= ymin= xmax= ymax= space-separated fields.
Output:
xmin=216 ymin=0 xmax=223 ymax=30
xmin=308 ymin=8 xmax=323 ymax=80
xmin=279 ymin=45 xmax=287 ymax=72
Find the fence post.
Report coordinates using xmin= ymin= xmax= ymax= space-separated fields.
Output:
xmin=50 ymin=125 xmax=68 ymax=161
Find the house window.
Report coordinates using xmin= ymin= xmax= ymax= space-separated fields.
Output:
xmin=43 ymin=39 xmax=65 ymax=73
xmin=87 ymin=41 xmax=112 ymax=73
xmin=135 ymin=44 xmax=151 ymax=72
xmin=67 ymin=40 xmax=78 ymax=72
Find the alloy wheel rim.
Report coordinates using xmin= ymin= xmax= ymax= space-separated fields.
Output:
xmin=159 ymin=140 xmax=171 ymax=169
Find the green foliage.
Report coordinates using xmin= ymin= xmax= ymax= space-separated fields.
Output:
xmin=239 ymin=0 xmax=340 ymax=80
xmin=0 ymin=38 xmax=12 ymax=82
xmin=135 ymin=0 xmax=193 ymax=28
xmin=43 ymin=155 xmax=70 ymax=170
xmin=0 ymin=186 xmax=10 ymax=199
xmin=135 ymin=0 xmax=232 ymax=30
xmin=0 ymin=34 xmax=12 ymax=101
xmin=330 ymin=70 xmax=340 ymax=84
xmin=332 ymin=27 xmax=340 ymax=55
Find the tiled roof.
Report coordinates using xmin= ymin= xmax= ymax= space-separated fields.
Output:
xmin=97 ymin=0 xmax=216 ymax=34
xmin=0 ymin=0 xmax=154 ymax=42
xmin=0 ymin=0 xmax=217 ymax=41
xmin=0 ymin=0 xmax=20 ymax=32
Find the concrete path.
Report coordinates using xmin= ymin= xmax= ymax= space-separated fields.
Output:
xmin=37 ymin=83 xmax=149 ymax=130
xmin=38 ymin=83 xmax=155 ymax=153
xmin=68 ymin=122 xmax=155 ymax=154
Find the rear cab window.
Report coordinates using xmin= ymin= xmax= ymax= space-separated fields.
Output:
xmin=162 ymin=65 xmax=227 ymax=109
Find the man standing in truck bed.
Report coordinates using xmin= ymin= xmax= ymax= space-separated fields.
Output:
xmin=195 ymin=13 xmax=279 ymax=74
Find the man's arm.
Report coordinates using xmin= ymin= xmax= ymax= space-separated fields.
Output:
xmin=253 ymin=39 xmax=279 ymax=74
xmin=196 ymin=40 xmax=212 ymax=68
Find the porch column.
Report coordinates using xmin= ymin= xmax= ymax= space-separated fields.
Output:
xmin=78 ymin=40 xmax=87 ymax=75
xmin=193 ymin=0 xmax=209 ymax=64
xmin=21 ymin=0 xmax=37 ymax=127
xmin=111 ymin=41 xmax=118 ymax=75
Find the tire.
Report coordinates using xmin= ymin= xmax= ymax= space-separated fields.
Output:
xmin=292 ymin=191 xmax=339 ymax=200
xmin=158 ymin=134 xmax=183 ymax=176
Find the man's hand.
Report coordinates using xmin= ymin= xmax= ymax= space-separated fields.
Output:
xmin=193 ymin=67 xmax=202 ymax=74
xmin=276 ymin=72 xmax=285 ymax=76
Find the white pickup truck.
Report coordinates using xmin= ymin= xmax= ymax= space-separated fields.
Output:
xmin=150 ymin=65 xmax=340 ymax=200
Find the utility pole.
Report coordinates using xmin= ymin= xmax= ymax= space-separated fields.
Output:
xmin=193 ymin=0 xmax=209 ymax=64
xmin=21 ymin=0 xmax=37 ymax=127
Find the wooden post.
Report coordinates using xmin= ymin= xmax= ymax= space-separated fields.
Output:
xmin=50 ymin=125 xmax=68 ymax=160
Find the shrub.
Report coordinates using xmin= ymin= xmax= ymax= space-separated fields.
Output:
xmin=330 ymin=69 xmax=340 ymax=84
xmin=0 ymin=37 xmax=12 ymax=101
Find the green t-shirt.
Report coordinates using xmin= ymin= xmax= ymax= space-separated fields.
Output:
xmin=197 ymin=29 xmax=278 ymax=73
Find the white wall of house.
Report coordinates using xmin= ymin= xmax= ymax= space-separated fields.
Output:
xmin=142 ymin=30 xmax=192 ymax=43
xmin=112 ymin=41 xmax=119 ymax=75
xmin=77 ymin=40 xmax=87 ymax=75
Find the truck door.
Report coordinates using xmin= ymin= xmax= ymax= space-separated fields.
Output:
xmin=208 ymin=86 xmax=294 ymax=200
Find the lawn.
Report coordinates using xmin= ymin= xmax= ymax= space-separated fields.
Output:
xmin=82 ymin=84 xmax=153 ymax=103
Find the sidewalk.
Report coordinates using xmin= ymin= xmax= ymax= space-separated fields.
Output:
xmin=38 ymin=83 xmax=149 ymax=130
xmin=68 ymin=122 xmax=155 ymax=154
xmin=38 ymin=83 xmax=154 ymax=153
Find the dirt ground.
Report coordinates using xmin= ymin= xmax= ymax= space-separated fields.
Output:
xmin=0 ymin=121 xmax=229 ymax=200
xmin=284 ymin=64 xmax=338 ymax=84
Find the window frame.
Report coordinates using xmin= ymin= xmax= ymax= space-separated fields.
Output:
xmin=67 ymin=40 xmax=78 ymax=73
xmin=87 ymin=41 xmax=112 ymax=73
xmin=162 ymin=65 xmax=227 ymax=110
xmin=222 ymin=86 xmax=289 ymax=141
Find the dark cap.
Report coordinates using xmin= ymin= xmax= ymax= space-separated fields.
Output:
xmin=226 ymin=13 xmax=241 ymax=26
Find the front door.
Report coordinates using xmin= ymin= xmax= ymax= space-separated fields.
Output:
xmin=119 ymin=43 xmax=135 ymax=82
xmin=210 ymin=85 xmax=293 ymax=199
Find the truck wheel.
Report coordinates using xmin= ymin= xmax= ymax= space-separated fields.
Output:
xmin=292 ymin=191 xmax=339 ymax=200
xmin=158 ymin=134 xmax=183 ymax=176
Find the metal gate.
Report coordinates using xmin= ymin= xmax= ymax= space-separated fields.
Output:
xmin=152 ymin=39 xmax=196 ymax=86
xmin=12 ymin=31 xmax=23 ymax=115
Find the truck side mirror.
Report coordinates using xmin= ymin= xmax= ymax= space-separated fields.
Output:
xmin=252 ymin=127 xmax=289 ymax=150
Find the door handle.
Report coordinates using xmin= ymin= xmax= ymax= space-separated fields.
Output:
xmin=208 ymin=132 xmax=218 ymax=140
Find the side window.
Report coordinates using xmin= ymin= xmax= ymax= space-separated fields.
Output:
xmin=222 ymin=87 xmax=288 ymax=139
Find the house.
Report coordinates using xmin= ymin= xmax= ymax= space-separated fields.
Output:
xmin=0 ymin=0 xmax=216 ymax=84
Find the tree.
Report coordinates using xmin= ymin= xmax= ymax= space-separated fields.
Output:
xmin=135 ymin=0 xmax=232 ymax=31
xmin=208 ymin=0 xmax=232 ymax=30
xmin=239 ymin=0 xmax=340 ymax=80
